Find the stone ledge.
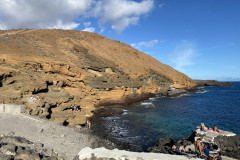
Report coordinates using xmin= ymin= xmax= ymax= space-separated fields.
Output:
xmin=76 ymin=147 xmax=195 ymax=160
xmin=0 ymin=104 xmax=26 ymax=114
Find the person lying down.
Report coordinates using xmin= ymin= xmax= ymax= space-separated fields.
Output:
xmin=200 ymin=123 xmax=220 ymax=133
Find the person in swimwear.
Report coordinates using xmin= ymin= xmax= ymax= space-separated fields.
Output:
xmin=213 ymin=125 xmax=220 ymax=132
xmin=200 ymin=123 xmax=208 ymax=131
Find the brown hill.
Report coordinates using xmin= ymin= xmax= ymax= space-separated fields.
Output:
xmin=0 ymin=29 xmax=196 ymax=126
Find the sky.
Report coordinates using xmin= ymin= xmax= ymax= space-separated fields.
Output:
xmin=0 ymin=0 xmax=239 ymax=81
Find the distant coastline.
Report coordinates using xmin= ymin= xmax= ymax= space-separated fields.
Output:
xmin=193 ymin=80 xmax=234 ymax=87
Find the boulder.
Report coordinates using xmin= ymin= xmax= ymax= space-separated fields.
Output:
xmin=149 ymin=138 xmax=175 ymax=154
xmin=0 ymin=135 xmax=63 ymax=159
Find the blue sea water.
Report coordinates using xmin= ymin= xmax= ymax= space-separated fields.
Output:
xmin=92 ymin=82 xmax=240 ymax=151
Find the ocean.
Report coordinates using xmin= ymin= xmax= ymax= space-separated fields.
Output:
xmin=91 ymin=82 xmax=240 ymax=151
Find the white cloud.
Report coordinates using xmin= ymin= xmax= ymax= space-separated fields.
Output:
xmin=0 ymin=0 xmax=155 ymax=33
xmin=131 ymin=39 xmax=160 ymax=49
xmin=167 ymin=41 xmax=197 ymax=71
xmin=93 ymin=0 xmax=154 ymax=33
xmin=0 ymin=22 xmax=7 ymax=30
xmin=159 ymin=3 xmax=165 ymax=8
xmin=0 ymin=0 xmax=92 ymax=29
xmin=84 ymin=22 xmax=91 ymax=27
xmin=139 ymin=40 xmax=159 ymax=47
xmin=82 ymin=27 xmax=95 ymax=32
xmin=46 ymin=20 xmax=80 ymax=30
xmin=199 ymin=42 xmax=235 ymax=51
xmin=99 ymin=27 xmax=105 ymax=33
xmin=82 ymin=21 xmax=95 ymax=32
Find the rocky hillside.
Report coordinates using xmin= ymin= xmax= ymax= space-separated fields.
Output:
xmin=0 ymin=29 xmax=196 ymax=126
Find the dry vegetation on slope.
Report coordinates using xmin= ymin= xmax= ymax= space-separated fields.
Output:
xmin=0 ymin=29 xmax=196 ymax=126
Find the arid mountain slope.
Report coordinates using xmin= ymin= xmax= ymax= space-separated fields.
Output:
xmin=0 ymin=29 xmax=196 ymax=126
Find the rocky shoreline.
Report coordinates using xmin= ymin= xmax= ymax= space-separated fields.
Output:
xmin=88 ymin=83 xmax=239 ymax=160
xmin=166 ymin=80 xmax=234 ymax=97
xmin=1 ymin=101 xmax=239 ymax=160
xmin=149 ymin=128 xmax=240 ymax=159
xmin=194 ymin=80 xmax=234 ymax=87
xmin=92 ymin=86 xmax=203 ymax=118
xmin=90 ymin=111 xmax=239 ymax=160
xmin=88 ymin=87 xmax=204 ymax=151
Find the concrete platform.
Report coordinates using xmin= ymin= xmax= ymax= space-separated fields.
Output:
xmin=0 ymin=104 xmax=26 ymax=114
xmin=77 ymin=147 xmax=200 ymax=160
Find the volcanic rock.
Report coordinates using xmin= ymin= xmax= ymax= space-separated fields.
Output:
xmin=0 ymin=29 xmax=196 ymax=126
xmin=215 ymin=135 xmax=240 ymax=159
xmin=0 ymin=135 xmax=61 ymax=159
xmin=149 ymin=128 xmax=240 ymax=159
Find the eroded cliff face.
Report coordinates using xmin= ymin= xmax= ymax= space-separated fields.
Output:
xmin=0 ymin=29 xmax=196 ymax=126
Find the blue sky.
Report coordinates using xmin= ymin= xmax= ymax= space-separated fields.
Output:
xmin=0 ymin=0 xmax=239 ymax=81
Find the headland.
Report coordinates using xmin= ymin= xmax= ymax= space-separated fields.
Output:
xmin=0 ymin=29 xmax=195 ymax=127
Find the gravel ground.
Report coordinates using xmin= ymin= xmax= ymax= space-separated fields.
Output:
xmin=0 ymin=113 xmax=95 ymax=160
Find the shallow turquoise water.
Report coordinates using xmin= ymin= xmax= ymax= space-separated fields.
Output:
xmin=92 ymin=82 xmax=240 ymax=151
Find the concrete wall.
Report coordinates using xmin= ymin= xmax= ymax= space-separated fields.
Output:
xmin=0 ymin=104 xmax=26 ymax=114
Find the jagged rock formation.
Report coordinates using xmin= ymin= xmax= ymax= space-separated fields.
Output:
xmin=0 ymin=29 xmax=196 ymax=126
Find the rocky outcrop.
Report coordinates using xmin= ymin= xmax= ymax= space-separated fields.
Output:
xmin=215 ymin=135 xmax=240 ymax=159
xmin=149 ymin=128 xmax=239 ymax=159
xmin=0 ymin=29 xmax=196 ymax=126
xmin=92 ymin=106 xmax=124 ymax=117
xmin=148 ymin=134 xmax=194 ymax=155
xmin=166 ymin=87 xmax=199 ymax=97
xmin=194 ymin=80 xmax=233 ymax=87
xmin=0 ymin=135 xmax=62 ymax=160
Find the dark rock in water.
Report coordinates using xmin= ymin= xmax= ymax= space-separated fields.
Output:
xmin=166 ymin=87 xmax=198 ymax=97
xmin=194 ymin=80 xmax=234 ymax=87
xmin=93 ymin=106 xmax=124 ymax=117
xmin=90 ymin=136 xmax=116 ymax=150
xmin=214 ymin=135 xmax=240 ymax=159
xmin=0 ymin=135 xmax=62 ymax=159
xmin=148 ymin=131 xmax=187 ymax=153
xmin=166 ymin=88 xmax=188 ymax=97
xmin=93 ymin=107 xmax=114 ymax=117
xmin=149 ymin=137 xmax=191 ymax=153
xmin=148 ymin=138 xmax=175 ymax=154
xmin=149 ymin=131 xmax=196 ymax=154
